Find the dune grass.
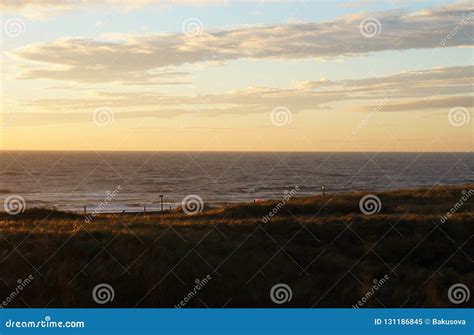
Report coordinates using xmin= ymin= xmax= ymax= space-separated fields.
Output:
xmin=0 ymin=184 xmax=473 ymax=307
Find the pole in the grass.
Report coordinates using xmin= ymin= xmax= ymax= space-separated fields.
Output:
xmin=144 ymin=204 xmax=146 ymax=213
xmin=159 ymin=194 xmax=164 ymax=212
xmin=321 ymin=185 xmax=326 ymax=197
xmin=84 ymin=205 xmax=87 ymax=214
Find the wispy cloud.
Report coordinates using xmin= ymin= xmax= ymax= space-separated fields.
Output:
xmin=5 ymin=65 xmax=471 ymax=126
xmin=367 ymin=95 xmax=473 ymax=112
xmin=7 ymin=2 xmax=473 ymax=85
xmin=0 ymin=0 xmax=228 ymax=19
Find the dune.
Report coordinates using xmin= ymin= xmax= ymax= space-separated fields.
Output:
xmin=0 ymin=184 xmax=472 ymax=307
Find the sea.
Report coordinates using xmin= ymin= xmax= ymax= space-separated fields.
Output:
xmin=1 ymin=151 xmax=473 ymax=213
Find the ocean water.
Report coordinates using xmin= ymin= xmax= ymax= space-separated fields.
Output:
xmin=1 ymin=151 xmax=473 ymax=212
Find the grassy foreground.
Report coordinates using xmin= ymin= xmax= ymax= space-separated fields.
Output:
xmin=1 ymin=184 xmax=473 ymax=308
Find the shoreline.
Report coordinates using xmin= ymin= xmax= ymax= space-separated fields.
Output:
xmin=2 ymin=183 xmax=473 ymax=217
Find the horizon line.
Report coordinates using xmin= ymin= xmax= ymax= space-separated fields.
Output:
xmin=0 ymin=149 xmax=472 ymax=154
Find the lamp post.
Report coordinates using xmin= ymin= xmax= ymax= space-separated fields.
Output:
xmin=159 ymin=194 xmax=164 ymax=212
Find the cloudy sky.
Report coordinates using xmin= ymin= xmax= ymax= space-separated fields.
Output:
xmin=0 ymin=0 xmax=472 ymax=151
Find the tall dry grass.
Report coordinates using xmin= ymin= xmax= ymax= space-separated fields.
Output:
xmin=0 ymin=184 xmax=472 ymax=307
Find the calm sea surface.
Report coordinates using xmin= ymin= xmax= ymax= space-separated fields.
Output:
xmin=1 ymin=151 xmax=473 ymax=212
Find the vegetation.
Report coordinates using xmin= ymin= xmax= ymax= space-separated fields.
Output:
xmin=1 ymin=184 xmax=473 ymax=307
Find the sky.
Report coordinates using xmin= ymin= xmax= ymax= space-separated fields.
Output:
xmin=0 ymin=0 xmax=472 ymax=152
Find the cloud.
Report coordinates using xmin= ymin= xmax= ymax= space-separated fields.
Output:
xmin=299 ymin=65 xmax=473 ymax=99
xmin=7 ymin=2 xmax=473 ymax=84
xmin=0 ymin=0 xmax=228 ymax=19
xmin=0 ymin=0 xmax=73 ymax=19
xmin=368 ymin=95 xmax=473 ymax=112
xmin=6 ymin=65 xmax=471 ymax=126
xmin=18 ymin=66 xmax=191 ymax=86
